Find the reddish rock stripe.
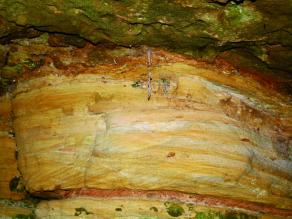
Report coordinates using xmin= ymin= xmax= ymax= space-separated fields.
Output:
xmin=33 ymin=188 xmax=292 ymax=217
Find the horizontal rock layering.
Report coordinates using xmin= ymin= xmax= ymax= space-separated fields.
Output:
xmin=10 ymin=50 xmax=292 ymax=213
xmin=35 ymin=197 xmax=260 ymax=218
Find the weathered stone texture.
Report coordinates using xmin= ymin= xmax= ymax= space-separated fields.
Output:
xmin=11 ymin=50 xmax=292 ymax=212
xmin=0 ymin=95 xmax=25 ymax=200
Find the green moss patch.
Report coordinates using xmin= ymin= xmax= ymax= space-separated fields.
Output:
xmin=194 ymin=211 xmax=258 ymax=219
xmin=164 ymin=202 xmax=185 ymax=217
xmin=12 ymin=214 xmax=35 ymax=219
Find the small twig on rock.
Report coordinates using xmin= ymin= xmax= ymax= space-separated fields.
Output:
xmin=147 ymin=48 xmax=152 ymax=101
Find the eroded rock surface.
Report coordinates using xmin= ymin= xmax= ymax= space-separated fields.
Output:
xmin=0 ymin=43 xmax=288 ymax=218
xmin=0 ymin=3 xmax=291 ymax=214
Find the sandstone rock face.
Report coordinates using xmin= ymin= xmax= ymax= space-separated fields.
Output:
xmin=10 ymin=49 xmax=292 ymax=217
xmin=0 ymin=1 xmax=292 ymax=217
xmin=35 ymin=197 xmax=259 ymax=218
xmin=0 ymin=95 xmax=25 ymax=200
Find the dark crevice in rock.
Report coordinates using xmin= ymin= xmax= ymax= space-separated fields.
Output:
xmin=208 ymin=0 xmax=256 ymax=6
xmin=0 ymin=27 xmax=41 ymax=44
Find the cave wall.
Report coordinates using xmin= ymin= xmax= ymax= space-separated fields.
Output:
xmin=0 ymin=0 xmax=291 ymax=218
xmin=1 ymin=0 xmax=292 ymax=80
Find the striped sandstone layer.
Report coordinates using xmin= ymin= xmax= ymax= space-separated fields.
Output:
xmin=8 ymin=49 xmax=292 ymax=216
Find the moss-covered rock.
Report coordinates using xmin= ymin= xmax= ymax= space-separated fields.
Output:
xmin=164 ymin=202 xmax=185 ymax=217
xmin=0 ymin=0 xmax=291 ymax=75
xmin=0 ymin=199 xmax=37 ymax=218
xmin=35 ymin=198 xmax=267 ymax=218
xmin=0 ymin=0 xmax=290 ymax=48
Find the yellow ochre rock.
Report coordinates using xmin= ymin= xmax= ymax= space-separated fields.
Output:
xmin=35 ymin=197 xmax=268 ymax=219
xmin=11 ymin=56 xmax=292 ymax=210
